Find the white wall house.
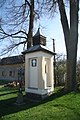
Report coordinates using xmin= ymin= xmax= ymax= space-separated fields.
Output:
xmin=0 ymin=55 xmax=25 ymax=81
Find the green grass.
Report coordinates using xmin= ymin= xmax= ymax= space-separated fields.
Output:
xmin=0 ymin=85 xmax=80 ymax=120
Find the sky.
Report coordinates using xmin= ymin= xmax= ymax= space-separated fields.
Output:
xmin=0 ymin=1 xmax=80 ymax=60
xmin=38 ymin=8 xmax=80 ymax=60
xmin=37 ymin=13 xmax=66 ymax=56
xmin=34 ymin=10 xmax=80 ymax=60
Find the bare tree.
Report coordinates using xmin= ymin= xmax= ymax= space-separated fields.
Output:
xmin=42 ymin=0 xmax=79 ymax=91
xmin=0 ymin=0 xmax=37 ymax=55
xmin=0 ymin=0 xmax=79 ymax=92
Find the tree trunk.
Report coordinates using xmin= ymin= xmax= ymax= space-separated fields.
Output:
xmin=27 ymin=0 xmax=34 ymax=49
xmin=65 ymin=0 xmax=79 ymax=91
xmin=58 ymin=0 xmax=79 ymax=91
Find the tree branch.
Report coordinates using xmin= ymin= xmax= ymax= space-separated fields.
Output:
xmin=0 ymin=40 xmax=26 ymax=56
xmin=0 ymin=26 xmax=28 ymax=40
xmin=25 ymin=0 xmax=31 ymax=8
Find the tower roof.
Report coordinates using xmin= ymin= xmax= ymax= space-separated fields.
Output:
xmin=33 ymin=28 xmax=46 ymax=46
xmin=34 ymin=28 xmax=42 ymax=36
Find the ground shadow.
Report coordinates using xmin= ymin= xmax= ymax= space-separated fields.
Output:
xmin=0 ymin=87 xmax=71 ymax=118
xmin=0 ymin=90 xmax=18 ymax=97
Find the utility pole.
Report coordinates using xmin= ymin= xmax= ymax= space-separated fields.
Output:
xmin=52 ymin=39 xmax=56 ymax=86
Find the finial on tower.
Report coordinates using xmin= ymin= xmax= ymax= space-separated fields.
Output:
xmin=38 ymin=1 xmax=40 ymax=29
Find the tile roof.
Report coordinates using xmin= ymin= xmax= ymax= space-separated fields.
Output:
xmin=0 ymin=55 xmax=25 ymax=65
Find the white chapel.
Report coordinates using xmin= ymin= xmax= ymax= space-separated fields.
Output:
xmin=22 ymin=28 xmax=55 ymax=100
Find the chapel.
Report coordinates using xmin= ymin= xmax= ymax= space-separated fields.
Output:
xmin=22 ymin=28 xmax=55 ymax=100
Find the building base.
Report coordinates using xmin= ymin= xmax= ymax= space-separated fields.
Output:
xmin=26 ymin=92 xmax=46 ymax=101
xmin=25 ymin=87 xmax=54 ymax=101
xmin=25 ymin=92 xmax=53 ymax=101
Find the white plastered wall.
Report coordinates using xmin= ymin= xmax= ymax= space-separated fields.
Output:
xmin=25 ymin=51 xmax=54 ymax=95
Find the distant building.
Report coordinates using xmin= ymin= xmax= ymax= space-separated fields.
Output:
xmin=0 ymin=55 xmax=25 ymax=81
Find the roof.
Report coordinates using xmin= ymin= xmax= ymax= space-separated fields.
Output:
xmin=0 ymin=55 xmax=25 ymax=65
xmin=33 ymin=28 xmax=46 ymax=46
xmin=33 ymin=28 xmax=46 ymax=38
xmin=22 ymin=45 xmax=55 ymax=55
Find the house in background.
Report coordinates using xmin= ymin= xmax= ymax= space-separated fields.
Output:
xmin=0 ymin=55 xmax=25 ymax=81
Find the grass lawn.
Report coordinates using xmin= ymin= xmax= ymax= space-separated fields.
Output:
xmin=0 ymin=85 xmax=80 ymax=120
